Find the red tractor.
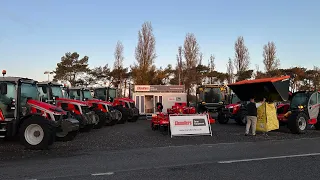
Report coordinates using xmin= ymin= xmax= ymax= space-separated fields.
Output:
xmin=0 ymin=74 xmax=79 ymax=149
xmin=217 ymin=94 xmax=246 ymax=125
xmin=37 ymin=82 xmax=97 ymax=132
xmin=68 ymin=87 xmax=121 ymax=126
xmin=285 ymin=90 xmax=320 ymax=134
xmin=113 ymin=98 xmax=140 ymax=123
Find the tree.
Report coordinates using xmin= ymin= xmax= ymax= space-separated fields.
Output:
xmin=183 ymin=33 xmax=201 ymax=104
xmin=111 ymin=41 xmax=127 ymax=96
xmin=234 ymin=36 xmax=250 ymax=81
xmin=263 ymin=41 xmax=280 ymax=74
xmin=132 ymin=21 xmax=157 ymax=85
xmin=54 ymin=52 xmax=90 ymax=86
xmin=208 ymin=54 xmax=215 ymax=84
xmin=226 ymin=58 xmax=234 ymax=83
xmin=176 ymin=46 xmax=183 ymax=85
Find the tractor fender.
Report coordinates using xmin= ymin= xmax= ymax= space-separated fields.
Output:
xmin=18 ymin=114 xmax=56 ymax=130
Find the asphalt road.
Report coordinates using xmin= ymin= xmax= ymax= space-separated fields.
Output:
xmin=2 ymin=137 xmax=320 ymax=180
xmin=2 ymin=120 xmax=320 ymax=179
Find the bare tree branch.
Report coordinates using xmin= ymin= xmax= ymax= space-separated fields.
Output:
xmin=263 ymin=41 xmax=280 ymax=72
xmin=234 ymin=36 xmax=250 ymax=73
xmin=133 ymin=21 xmax=157 ymax=85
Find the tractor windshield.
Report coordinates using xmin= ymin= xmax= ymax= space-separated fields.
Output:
xmin=108 ymin=88 xmax=116 ymax=102
xmin=94 ymin=88 xmax=106 ymax=100
xmin=290 ymin=92 xmax=308 ymax=109
xmin=20 ymin=83 xmax=39 ymax=106
xmin=0 ymin=82 xmax=16 ymax=118
xmin=83 ymin=90 xmax=93 ymax=100
xmin=69 ymin=90 xmax=81 ymax=100
xmin=51 ymin=85 xmax=63 ymax=98
xmin=200 ymin=87 xmax=222 ymax=103
xmin=38 ymin=86 xmax=49 ymax=102
xmin=231 ymin=94 xmax=241 ymax=104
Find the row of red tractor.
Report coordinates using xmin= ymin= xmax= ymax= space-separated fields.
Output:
xmin=0 ymin=71 xmax=139 ymax=150
xmin=151 ymin=102 xmax=215 ymax=134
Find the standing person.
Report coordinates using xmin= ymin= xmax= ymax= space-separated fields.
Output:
xmin=156 ymin=102 xmax=163 ymax=112
xmin=245 ymin=97 xmax=258 ymax=136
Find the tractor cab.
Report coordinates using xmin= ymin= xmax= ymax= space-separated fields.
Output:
xmin=196 ymin=84 xmax=227 ymax=119
xmin=0 ymin=75 xmax=79 ymax=149
xmin=286 ymin=91 xmax=320 ymax=134
xmin=93 ymin=87 xmax=117 ymax=102
xmin=37 ymin=82 xmax=97 ymax=131
xmin=68 ymin=87 xmax=121 ymax=126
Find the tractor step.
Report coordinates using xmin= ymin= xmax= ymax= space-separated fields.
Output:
xmin=0 ymin=122 xmax=7 ymax=138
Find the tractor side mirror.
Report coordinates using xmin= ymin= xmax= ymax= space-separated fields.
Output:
xmin=0 ymin=83 xmax=7 ymax=95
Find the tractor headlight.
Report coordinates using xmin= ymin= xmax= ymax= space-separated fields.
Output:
xmin=298 ymin=105 xmax=304 ymax=109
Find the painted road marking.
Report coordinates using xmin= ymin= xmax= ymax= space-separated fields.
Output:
xmin=91 ymin=172 xmax=114 ymax=176
xmin=218 ymin=152 xmax=320 ymax=164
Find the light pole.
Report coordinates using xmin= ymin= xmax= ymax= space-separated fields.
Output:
xmin=44 ymin=71 xmax=54 ymax=81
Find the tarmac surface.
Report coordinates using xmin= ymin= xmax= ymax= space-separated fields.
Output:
xmin=1 ymin=119 xmax=320 ymax=179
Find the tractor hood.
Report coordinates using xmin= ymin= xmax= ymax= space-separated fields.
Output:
xmin=228 ymin=76 xmax=290 ymax=102
xmin=27 ymin=99 xmax=66 ymax=114
xmin=56 ymin=97 xmax=88 ymax=105
xmin=86 ymin=99 xmax=112 ymax=105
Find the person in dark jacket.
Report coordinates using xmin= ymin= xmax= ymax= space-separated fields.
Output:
xmin=156 ymin=102 xmax=163 ymax=112
xmin=245 ymin=97 xmax=258 ymax=136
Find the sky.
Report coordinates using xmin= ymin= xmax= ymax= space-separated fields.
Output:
xmin=0 ymin=0 xmax=319 ymax=81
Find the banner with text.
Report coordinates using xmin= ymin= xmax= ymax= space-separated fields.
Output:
xmin=169 ymin=114 xmax=212 ymax=137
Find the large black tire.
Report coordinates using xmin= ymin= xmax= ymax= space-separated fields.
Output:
xmin=127 ymin=109 xmax=135 ymax=122
xmin=19 ymin=117 xmax=55 ymax=150
xmin=72 ymin=113 xmax=94 ymax=132
xmin=56 ymin=131 xmax=78 ymax=142
xmin=115 ymin=106 xmax=128 ymax=124
xmin=93 ymin=111 xmax=107 ymax=129
xmin=235 ymin=111 xmax=247 ymax=126
xmin=217 ymin=112 xmax=229 ymax=124
xmin=105 ymin=112 xmax=118 ymax=126
xmin=288 ymin=112 xmax=308 ymax=134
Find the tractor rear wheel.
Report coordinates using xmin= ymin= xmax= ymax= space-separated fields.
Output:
xmin=288 ymin=112 xmax=308 ymax=134
xmin=105 ymin=112 xmax=118 ymax=126
xmin=19 ymin=117 xmax=55 ymax=150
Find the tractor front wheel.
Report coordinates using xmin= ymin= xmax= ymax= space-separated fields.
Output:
xmin=235 ymin=111 xmax=247 ymax=126
xmin=115 ymin=106 xmax=128 ymax=124
xmin=217 ymin=112 xmax=229 ymax=124
xmin=19 ymin=117 xmax=55 ymax=150
xmin=288 ymin=112 xmax=308 ymax=134
xmin=93 ymin=111 xmax=106 ymax=129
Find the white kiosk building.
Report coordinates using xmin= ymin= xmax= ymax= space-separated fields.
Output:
xmin=133 ymin=85 xmax=187 ymax=115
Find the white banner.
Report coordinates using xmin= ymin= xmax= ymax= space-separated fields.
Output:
xmin=169 ymin=114 xmax=212 ymax=137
